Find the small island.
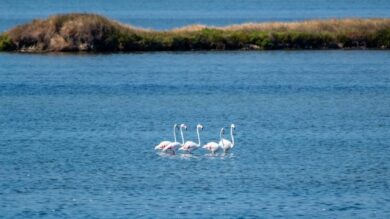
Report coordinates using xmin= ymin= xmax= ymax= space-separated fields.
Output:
xmin=1 ymin=13 xmax=390 ymax=52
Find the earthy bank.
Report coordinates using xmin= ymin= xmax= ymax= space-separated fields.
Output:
xmin=1 ymin=13 xmax=390 ymax=52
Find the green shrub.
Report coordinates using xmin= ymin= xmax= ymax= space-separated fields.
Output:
xmin=117 ymin=33 xmax=142 ymax=50
xmin=260 ymin=37 xmax=275 ymax=49
xmin=0 ymin=34 xmax=16 ymax=51
xmin=171 ymin=36 xmax=192 ymax=50
xmin=373 ymin=29 xmax=390 ymax=48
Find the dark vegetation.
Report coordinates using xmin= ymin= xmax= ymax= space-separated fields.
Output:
xmin=0 ymin=34 xmax=16 ymax=51
xmin=1 ymin=13 xmax=390 ymax=52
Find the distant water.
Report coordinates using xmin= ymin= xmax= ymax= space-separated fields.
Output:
xmin=0 ymin=51 xmax=390 ymax=218
xmin=1 ymin=0 xmax=390 ymax=31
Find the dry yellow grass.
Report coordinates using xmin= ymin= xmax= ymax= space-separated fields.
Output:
xmin=164 ymin=18 xmax=390 ymax=35
xmin=171 ymin=24 xmax=208 ymax=33
xmin=219 ymin=18 xmax=390 ymax=33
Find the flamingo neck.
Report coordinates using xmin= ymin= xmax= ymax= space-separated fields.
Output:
xmin=197 ymin=127 xmax=201 ymax=146
xmin=173 ymin=125 xmax=177 ymax=142
xmin=220 ymin=129 xmax=224 ymax=146
xmin=230 ymin=126 xmax=235 ymax=147
xmin=180 ymin=126 xmax=185 ymax=144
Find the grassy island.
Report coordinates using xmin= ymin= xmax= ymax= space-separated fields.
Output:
xmin=1 ymin=13 xmax=390 ymax=52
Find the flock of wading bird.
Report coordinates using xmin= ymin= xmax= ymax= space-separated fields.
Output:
xmin=155 ymin=124 xmax=236 ymax=155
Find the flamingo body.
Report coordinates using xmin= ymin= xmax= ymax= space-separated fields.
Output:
xmin=180 ymin=141 xmax=200 ymax=152
xmin=219 ymin=138 xmax=233 ymax=152
xmin=179 ymin=124 xmax=203 ymax=153
xmin=155 ymin=124 xmax=180 ymax=151
xmin=162 ymin=123 xmax=187 ymax=154
xmin=155 ymin=141 xmax=171 ymax=150
xmin=203 ymin=142 xmax=220 ymax=154
xmin=204 ymin=127 xmax=224 ymax=154
xmin=219 ymin=124 xmax=235 ymax=153
xmin=163 ymin=141 xmax=181 ymax=154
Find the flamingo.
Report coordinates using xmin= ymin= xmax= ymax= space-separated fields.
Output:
xmin=179 ymin=124 xmax=203 ymax=153
xmin=219 ymin=124 xmax=235 ymax=153
xmin=163 ymin=124 xmax=187 ymax=154
xmin=203 ymin=128 xmax=224 ymax=155
xmin=155 ymin=124 xmax=178 ymax=150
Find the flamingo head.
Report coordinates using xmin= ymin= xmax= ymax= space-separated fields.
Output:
xmin=197 ymin=124 xmax=204 ymax=130
xmin=174 ymin=123 xmax=178 ymax=129
xmin=231 ymin=124 xmax=236 ymax=130
xmin=180 ymin=124 xmax=187 ymax=131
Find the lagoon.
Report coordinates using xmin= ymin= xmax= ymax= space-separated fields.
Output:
xmin=0 ymin=51 xmax=390 ymax=218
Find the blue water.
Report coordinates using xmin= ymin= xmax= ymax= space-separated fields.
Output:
xmin=0 ymin=51 xmax=390 ymax=218
xmin=1 ymin=0 xmax=390 ymax=31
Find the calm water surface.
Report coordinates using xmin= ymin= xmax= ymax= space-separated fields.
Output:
xmin=0 ymin=51 xmax=390 ymax=218
xmin=1 ymin=0 xmax=390 ymax=31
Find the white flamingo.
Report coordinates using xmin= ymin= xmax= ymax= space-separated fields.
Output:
xmin=179 ymin=124 xmax=203 ymax=153
xmin=203 ymin=128 xmax=224 ymax=155
xmin=163 ymin=124 xmax=187 ymax=154
xmin=219 ymin=124 xmax=235 ymax=153
xmin=155 ymin=124 xmax=178 ymax=150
